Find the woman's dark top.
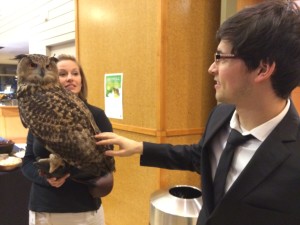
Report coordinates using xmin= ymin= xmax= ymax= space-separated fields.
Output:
xmin=21 ymin=103 xmax=113 ymax=213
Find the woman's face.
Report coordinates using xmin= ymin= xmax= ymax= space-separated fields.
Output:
xmin=57 ymin=60 xmax=82 ymax=95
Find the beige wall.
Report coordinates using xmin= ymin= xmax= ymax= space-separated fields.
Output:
xmin=76 ymin=1 xmax=220 ymax=224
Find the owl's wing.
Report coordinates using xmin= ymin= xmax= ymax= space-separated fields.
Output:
xmin=19 ymin=86 xmax=97 ymax=155
xmin=17 ymin=84 xmax=30 ymax=129
xmin=18 ymin=106 xmax=28 ymax=128
xmin=18 ymin=84 xmax=114 ymax=177
xmin=56 ymin=86 xmax=101 ymax=134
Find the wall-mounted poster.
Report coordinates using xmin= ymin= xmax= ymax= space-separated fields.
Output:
xmin=104 ymin=73 xmax=123 ymax=119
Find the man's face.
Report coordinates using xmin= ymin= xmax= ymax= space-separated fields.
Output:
xmin=208 ymin=40 xmax=256 ymax=105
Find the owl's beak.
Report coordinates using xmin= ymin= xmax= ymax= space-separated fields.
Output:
xmin=39 ymin=68 xmax=45 ymax=77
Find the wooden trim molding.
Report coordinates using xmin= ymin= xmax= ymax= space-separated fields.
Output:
xmin=7 ymin=137 xmax=27 ymax=143
xmin=112 ymin=123 xmax=157 ymax=136
xmin=166 ymin=128 xmax=204 ymax=137
xmin=112 ymin=122 xmax=204 ymax=137
xmin=0 ymin=106 xmax=20 ymax=117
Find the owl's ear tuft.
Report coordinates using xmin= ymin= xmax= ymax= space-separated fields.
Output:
xmin=50 ymin=56 xmax=59 ymax=64
xmin=14 ymin=54 xmax=28 ymax=61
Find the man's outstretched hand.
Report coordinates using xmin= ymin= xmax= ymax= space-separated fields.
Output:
xmin=95 ymin=132 xmax=143 ymax=157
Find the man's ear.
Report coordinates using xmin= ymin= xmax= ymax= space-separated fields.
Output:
xmin=255 ymin=60 xmax=276 ymax=82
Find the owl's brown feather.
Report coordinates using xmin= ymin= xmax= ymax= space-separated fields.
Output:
xmin=16 ymin=54 xmax=115 ymax=178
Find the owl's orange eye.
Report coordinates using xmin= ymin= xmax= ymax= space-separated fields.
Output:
xmin=30 ymin=62 xmax=38 ymax=68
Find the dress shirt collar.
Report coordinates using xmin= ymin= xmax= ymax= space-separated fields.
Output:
xmin=229 ymin=99 xmax=290 ymax=142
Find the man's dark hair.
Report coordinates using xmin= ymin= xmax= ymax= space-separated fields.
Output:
xmin=217 ymin=0 xmax=300 ymax=99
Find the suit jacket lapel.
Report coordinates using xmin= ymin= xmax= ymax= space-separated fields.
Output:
xmin=202 ymin=104 xmax=235 ymax=146
xmin=201 ymin=104 xmax=235 ymax=214
xmin=222 ymin=102 xmax=299 ymax=201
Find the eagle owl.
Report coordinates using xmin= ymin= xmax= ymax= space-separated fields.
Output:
xmin=16 ymin=54 xmax=115 ymax=180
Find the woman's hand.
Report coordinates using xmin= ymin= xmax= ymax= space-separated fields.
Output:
xmin=95 ymin=132 xmax=143 ymax=157
xmin=47 ymin=173 xmax=70 ymax=188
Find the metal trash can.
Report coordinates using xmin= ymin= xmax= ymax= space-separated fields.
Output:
xmin=150 ymin=185 xmax=202 ymax=225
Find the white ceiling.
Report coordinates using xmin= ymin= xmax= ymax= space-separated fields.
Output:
xmin=2 ymin=0 xmax=299 ymax=66
xmin=0 ymin=0 xmax=44 ymax=65
xmin=0 ymin=41 xmax=29 ymax=65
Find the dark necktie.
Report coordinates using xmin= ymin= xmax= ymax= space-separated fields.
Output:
xmin=213 ymin=129 xmax=252 ymax=207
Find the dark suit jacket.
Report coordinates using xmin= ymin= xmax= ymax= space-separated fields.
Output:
xmin=141 ymin=102 xmax=300 ymax=225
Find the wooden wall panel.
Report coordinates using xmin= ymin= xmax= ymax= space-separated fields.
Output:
xmin=291 ymin=87 xmax=300 ymax=114
xmin=165 ymin=1 xmax=218 ymax=131
xmin=101 ymin=131 xmax=159 ymax=225
xmin=158 ymin=0 xmax=219 ymax=194
xmin=77 ymin=0 xmax=159 ymax=129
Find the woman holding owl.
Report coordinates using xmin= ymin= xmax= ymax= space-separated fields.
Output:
xmin=21 ymin=54 xmax=112 ymax=225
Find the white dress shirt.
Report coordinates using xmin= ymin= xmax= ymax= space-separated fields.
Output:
xmin=210 ymin=100 xmax=290 ymax=192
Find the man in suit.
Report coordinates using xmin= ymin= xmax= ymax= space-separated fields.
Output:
xmin=96 ymin=0 xmax=300 ymax=224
